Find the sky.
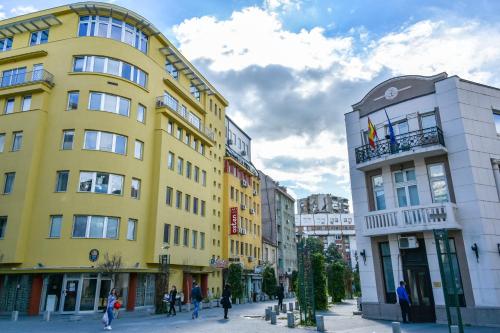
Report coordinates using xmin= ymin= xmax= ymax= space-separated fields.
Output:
xmin=2 ymin=0 xmax=500 ymax=204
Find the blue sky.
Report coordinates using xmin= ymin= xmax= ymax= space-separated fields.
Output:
xmin=2 ymin=0 xmax=500 ymax=205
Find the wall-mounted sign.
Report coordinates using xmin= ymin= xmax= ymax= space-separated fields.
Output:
xmin=230 ymin=207 xmax=238 ymax=235
xmin=89 ymin=249 xmax=99 ymax=262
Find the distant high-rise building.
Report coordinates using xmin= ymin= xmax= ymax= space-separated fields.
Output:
xmin=298 ymin=194 xmax=349 ymax=214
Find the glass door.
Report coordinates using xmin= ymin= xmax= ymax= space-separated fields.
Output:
xmin=62 ymin=279 xmax=80 ymax=312
xmin=97 ymin=278 xmax=112 ymax=311
xmin=80 ymin=276 xmax=98 ymax=311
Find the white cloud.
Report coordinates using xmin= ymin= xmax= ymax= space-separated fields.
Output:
xmin=0 ymin=5 xmax=6 ymax=20
xmin=264 ymin=0 xmax=302 ymax=12
xmin=10 ymin=5 xmax=37 ymax=16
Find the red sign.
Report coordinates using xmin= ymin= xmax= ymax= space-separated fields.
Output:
xmin=230 ymin=207 xmax=238 ymax=235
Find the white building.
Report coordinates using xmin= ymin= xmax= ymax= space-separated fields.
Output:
xmin=295 ymin=212 xmax=357 ymax=268
xmin=345 ymin=73 xmax=500 ymax=327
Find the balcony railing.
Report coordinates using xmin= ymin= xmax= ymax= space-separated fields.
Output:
xmin=355 ymin=127 xmax=445 ymax=164
xmin=363 ymin=202 xmax=460 ymax=236
xmin=0 ymin=69 xmax=54 ymax=88
xmin=155 ymin=96 xmax=215 ymax=142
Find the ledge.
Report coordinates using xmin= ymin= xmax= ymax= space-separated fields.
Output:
xmin=163 ymin=76 xmax=206 ymax=115
xmin=0 ymin=50 xmax=48 ymax=65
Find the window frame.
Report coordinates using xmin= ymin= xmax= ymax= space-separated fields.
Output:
xmin=166 ymin=186 xmax=173 ymax=206
xmin=62 ymin=129 xmax=75 ymax=150
xmin=88 ymin=91 xmax=131 ymax=117
xmin=0 ymin=37 xmax=13 ymax=52
xmin=78 ymin=171 xmax=124 ymax=196
xmin=134 ymin=140 xmax=143 ymax=160
xmin=127 ymin=218 xmax=137 ymax=240
xmin=427 ymin=163 xmax=450 ymax=203
xmin=21 ymin=95 xmax=32 ymax=112
xmin=83 ymin=130 xmax=127 ymax=155
xmin=49 ymin=215 xmax=62 ymax=238
xmin=72 ymin=215 xmax=120 ymax=239
xmin=67 ymin=91 xmax=79 ymax=110
xmin=30 ymin=29 xmax=49 ymax=46
xmin=393 ymin=168 xmax=419 ymax=207
xmin=3 ymin=172 xmax=15 ymax=194
xmin=131 ymin=178 xmax=141 ymax=199
xmin=0 ymin=216 xmax=6 ymax=239
xmin=4 ymin=98 xmax=14 ymax=114
xmin=55 ymin=170 xmax=69 ymax=192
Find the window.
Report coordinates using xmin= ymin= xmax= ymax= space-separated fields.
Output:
xmin=439 ymin=238 xmax=466 ymax=307
xmin=174 ymin=226 xmax=180 ymax=245
xmin=3 ymin=172 xmax=15 ymax=194
xmin=163 ymin=224 xmax=171 ymax=243
xmin=0 ymin=216 xmax=7 ymax=238
xmin=72 ymin=215 xmax=119 ymax=239
xmin=201 ymin=200 xmax=206 ymax=217
xmin=194 ymin=166 xmax=199 ymax=183
xmin=11 ymin=132 xmax=22 ymax=151
xmin=1 ymin=67 xmax=26 ymax=87
xmin=89 ymin=92 xmax=130 ymax=116
xmin=0 ymin=134 xmax=5 ymax=152
xmin=200 ymin=232 xmax=205 ymax=249
xmin=177 ymin=157 xmax=184 ymax=175
xmin=167 ymin=152 xmax=175 ymax=170
xmin=379 ymin=242 xmax=396 ymax=303
xmin=49 ymin=215 xmax=62 ymax=238
xmin=78 ymin=171 xmax=124 ymax=195
xmin=186 ymin=162 xmax=192 ymax=179
xmin=183 ymin=228 xmax=189 ymax=246
xmin=167 ymin=121 xmax=173 ymax=134
xmin=131 ymin=178 xmax=141 ymax=199
xmin=175 ymin=190 xmax=182 ymax=209
xmin=0 ymin=37 xmax=13 ymax=52
xmin=176 ymin=127 xmax=183 ymax=140
xmin=192 ymin=230 xmax=198 ymax=248
xmin=421 ymin=112 xmax=437 ymax=130
xmin=73 ymin=56 xmax=148 ymax=88
xmin=166 ymin=187 xmax=173 ymax=205
xmin=494 ymin=112 xmax=500 ymax=134
xmin=190 ymin=84 xmax=200 ymax=101
xmin=202 ymin=170 xmax=207 ymax=186
xmin=55 ymin=171 xmax=69 ymax=192
xmin=30 ymin=29 xmax=49 ymax=46
xmin=67 ymin=91 xmax=79 ymax=110
xmin=137 ymin=104 xmax=146 ymax=123
xmin=387 ymin=119 xmax=409 ymax=137
xmin=4 ymin=98 xmax=14 ymax=114
xmin=83 ymin=131 xmax=127 ymax=155
xmin=21 ymin=96 xmax=31 ymax=111
xmin=162 ymin=92 xmax=179 ymax=111
xmin=372 ymin=175 xmax=386 ymax=211
xmin=185 ymin=194 xmax=191 ymax=212
xmin=199 ymin=143 xmax=205 ymax=155
xmin=394 ymin=169 xmax=419 ymax=207
xmin=62 ymin=130 xmax=75 ymax=150
xmin=165 ymin=61 xmax=178 ymax=79
xmin=127 ymin=219 xmax=137 ymax=240
xmin=78 ymin=16 xmax=148 ymax=53
xmin=134 ymin=140 xmax=143 ymax=159
xmin=193 ymin=197 xmax=199 ymax=214
xmin=428 ymin=163 xmax=449 ymax=203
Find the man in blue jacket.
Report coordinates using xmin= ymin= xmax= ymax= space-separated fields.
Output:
xmin=397 ymin=281 xmax=411 ymax=323
xmin=191 ymin=281 xmax=202 ymax=319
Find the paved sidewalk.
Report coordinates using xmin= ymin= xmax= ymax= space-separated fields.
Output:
xmin=1 ymin=299 xmax=498 ymax=333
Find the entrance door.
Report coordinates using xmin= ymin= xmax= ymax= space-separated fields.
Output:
xmin=97 ymin=279 xmax=112 ymax=311
xmin=62 ymin=279 xmax=79 ymax=312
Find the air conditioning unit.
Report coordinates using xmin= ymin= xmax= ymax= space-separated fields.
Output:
xmin=249 ymin=208 xmax=256 ymax=215
xmin=240 ymin=204 xmax=246 ymax=210
xmin=241 ymin=179 xmax=248 ymax=187
xmin=399 ymin=236 xmax=419 ymax=249
xmin=253 ymin=190 xmax=257 ymax=196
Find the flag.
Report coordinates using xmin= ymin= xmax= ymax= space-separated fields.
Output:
xmin=385 ymin=109 xmax=397 ymax=145
xmin=368 ymin=117 xmax=377 ymax=149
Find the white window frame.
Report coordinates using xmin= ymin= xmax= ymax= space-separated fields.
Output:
xmin=72 ymin=215 xmax=120 ymax=239
xmin=4 ymin=98 xmax=14 ymax=114
xmin=55 ymin=170 xmax=69 ymax=192
xmin=11 ymin=132 xmax=22 ymax=151
xmin=0 ymin=133 xmax=5 ymax=153
xmin=127 ymin=218 xmax=137 ymax=240
xmin=137 ymin=104 xmax=146 ymax=123
xmin=167 ymin=152 xmax=175 ymax=170
xmin=67 ymin=91 xmax=79 ymax=110
xmin=78 ymin=171 xmax=124 ymax=195
xmin=21 ymin=96 xmax=31 ymax=111
xmin=83 ymin=130 xmax=127 ymax=155
xmin=393 ymin=168 xmax=419 ymax=207
xmin=134 ymin=140 xmax=143 ymax=160
xmin=427 ymin=163 xmax=450 ymax=203
xmin=88 ymin=91 xmax=130 ymax=116
xmin=0 ymin=37 xmax=13 ymax=52
xmin=49 ymin=215 xmax=62 ymax=238
xmin=131 ymin=178 xmax=141 ymax=199
xmin=62 ymin=130 xmax=75 ymax=150
xmin=30 ymin=29 xmax=49 ymax=46
xmin=372 ymin=175 xmax=386 ymax=211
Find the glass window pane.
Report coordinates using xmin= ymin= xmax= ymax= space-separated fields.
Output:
xmin=495 ymin=114 xmax=500 ymax=134
xmin=405 ymin=169 xmax=416 ymax=182
xmin=375 ymin=190 xmax=386 ymax=210
xmin=56 ymin=171 xmax=69 ymax=192
xmin=114 ymin=135 xmax=127 ymax=155
xmin=79 ymin=172 xmax=93 ymax=192
xmin=422 ymin=113 xmax=437 ymax=129
xmin=41 ymin=30 xmax=49 ymax=43
xmin=429 ymin=164 xmax=445 ymax=178
xmin=73 ymin=216 xmax=88 ymax=237
xmin=78 ymin=21 xmax=88 ymax=36
xmin=127 ymin=220 xmax=136 ymax=240
xmin=74 ymin=57 xmax=85 ymax=72
xmin=121 ymin=62 xmax=132 ymax=80
xmin=397 ymin=187 xmax=407 ymax=207
xmin=111 ymin=24 xmax=122 ymax=41
xmin=94 ymin=173 xmax=109 ymax=193
xmin=408 ymin=185 xmax=420 ymax=205
xmin=84 ymin=131 xmax=97 ymax=150
xmin=373 ymin=175 xmax=383 ymax=187
xmin=134 ymin=141 xmax=143 ymax=159
xmin=106 ymin=217 xmax=119 ymax=238
xmin=118 ymin=98 xmax=130 ymax=116
xmin=50 ymin=216 xmax=62 ymax=238
xmin=103 ymin=94 xmax=117 ymax=112
xmin=107 ymin=59 xmax=120 ymax=76
xmin=89 ymin=216 xmax=105 ymax=238
xmin=99 ymin=132 xmax=113 ymax=151
xmin=89 ymin=92 xmax=102 ymax=110
xmin=93 ymin=57 xmax=106 ymax=72
xmin=98 ymin=21 xmax=108 ymax=37
xmin=394 ymin=172 xmax=404 ymax=183
xmin=109 ymin=175 xmax=123 ymax=195
xmin=431 ymin=180 xmax=449 ymax=202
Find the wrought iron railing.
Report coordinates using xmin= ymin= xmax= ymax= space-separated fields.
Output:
xmin=355 ymin=126 xmax=445 ymax=164
xmin=0 ymin=69 xmax=54 ymax=88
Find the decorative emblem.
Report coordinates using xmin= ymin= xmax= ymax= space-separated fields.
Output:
xmin=89 ymin=249 xmax=99 ymax=262
xmin=384 ymin=87 xmax=399 ymax=100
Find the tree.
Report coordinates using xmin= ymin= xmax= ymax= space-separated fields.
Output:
xmin=262 ymin=265 xmax=277 ymax=298
xmin=227 ymin=263 xmax=244 ymax=302
xmin=327 ymin=261 xmax=345 ymax=303
xmin=325 ymin=243 xmax=343 ymax=264
xmin=305 ymin=237 xmax=324 ymax=255
xmin=97 ymin=253 xmax=122 ymax=283
xmin=291 ymin=270 xmax=298 ymax=294
xmin=311 ymin=252 xmax=328 ymax=310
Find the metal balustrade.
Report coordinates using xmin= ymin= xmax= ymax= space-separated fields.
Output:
xmin=0 ymin=69 xmax=54 ymax=88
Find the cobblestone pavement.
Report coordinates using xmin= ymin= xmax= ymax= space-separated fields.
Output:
xmin=1 ymin=299 xmax=498 ymax=333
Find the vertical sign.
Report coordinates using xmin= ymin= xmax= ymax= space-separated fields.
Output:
xmin=230 ymin=207 xmax=238 ymax=235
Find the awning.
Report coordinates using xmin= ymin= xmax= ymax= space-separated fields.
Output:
xmin=0 ymin=14 xmax=62 ymax=38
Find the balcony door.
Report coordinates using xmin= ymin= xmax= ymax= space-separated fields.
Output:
xmin=393 ymin=169 xmax=419 ymax=207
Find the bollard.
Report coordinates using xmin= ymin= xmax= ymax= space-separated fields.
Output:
xmin=274 ymin=304 xmax=279 ymax=313
xmin=43 ymin=311 xmax=51 ymax=321
xmin=11 ymin=311 xmax=19 ymax=321
xmin=287 ymin=311 xmax=295 ymax=328
xmin=316 ymin=315 xmax=325 ymax=332
xmin=391 ymin=322 xmax=401 ymax=333
xmin=450 ymin=325 xmax=459 ymax=333
xmin=271 ymin=312 xmax=277 ymax=325
xmin=265 ymin=308 xmax=271 ymax=321
xmin=289 ymin=302 xmax=294 ymax=312
xmin=295 ymin=301 xmax=299 ymax=310
xmin=282 ymin=304 xmax=287 ymax=313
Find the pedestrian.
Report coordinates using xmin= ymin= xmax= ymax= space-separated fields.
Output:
xmin=104 ymin=288 xmax=117 ymax=331
xmin=221 ymin=284 xmax=232 ymax=319
xmin=277 ymin=283 xmax=285 ymax=311
xmin=397 ymin=281 xmax=411 ymax=323
xmin=168 ymin=285 xmax=177 ymax=316
xmin=191 ymin=281 xmax=202 ymax=319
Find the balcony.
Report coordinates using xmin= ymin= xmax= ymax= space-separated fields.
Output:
xmin=355 ymin=127 xmax=446 ymax=170
xmin=363 ymin=202 xmax=460 ymax=236
xmin=0 ymin=69 xmax=54 ymax=95
xmin=155 ymin=96 xmax=215 ymax=145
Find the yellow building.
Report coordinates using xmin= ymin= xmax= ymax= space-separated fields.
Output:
xmin=222 ymin=116 xmax=262 ymax=301
xmin=0 ymin=2 xmax=227 ymax=314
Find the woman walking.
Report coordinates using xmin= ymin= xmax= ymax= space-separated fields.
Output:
xmin=167 ymin=285 xmax=177 ymax=316
xmin=104 ymin=288 xmax=117 ymax=330
xmin=221 ymin=284 xmax=232 ymax=319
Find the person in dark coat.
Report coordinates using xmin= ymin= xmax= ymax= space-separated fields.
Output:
xmin=277 ymin=283 xmax=285 ymax=310
xmin=167 ymin=285 xmax=177 ymax=316
xmin=221 ymin=284 xmax=232 ymax=319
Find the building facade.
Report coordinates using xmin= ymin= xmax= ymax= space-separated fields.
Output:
xmin=222 ymin=116 xmax=262 ymax=301
xmin=298 ymin=193 xmax=350 ymax=214
xmin=0 ymin=2 xmax=227 ymax=314
xmin=295 ymin=212 xmax=356 ymax=268
xmin=345 ymin=73 xmax=500 ymax=326
xmin=259 ymin=171 xmax=297 ymax=293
